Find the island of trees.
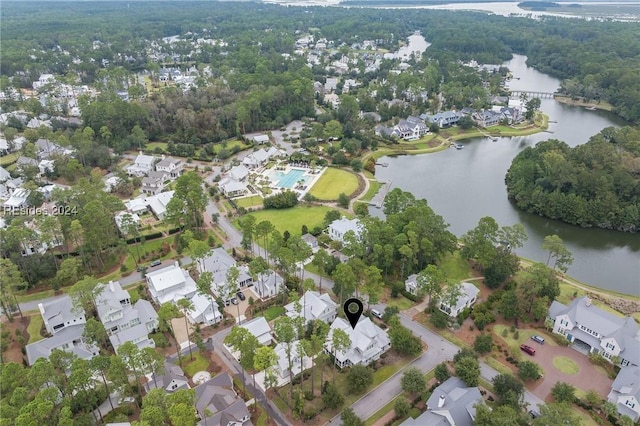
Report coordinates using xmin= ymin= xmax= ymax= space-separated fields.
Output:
xmin=505 ymin=126 xmax=640 ymax=232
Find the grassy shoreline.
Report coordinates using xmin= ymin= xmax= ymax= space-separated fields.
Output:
xmin=555 ymin=96 xmax=614 ymax=112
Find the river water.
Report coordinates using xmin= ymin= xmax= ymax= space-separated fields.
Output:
xmin=375 ymin=53 xmax=640 ymax=296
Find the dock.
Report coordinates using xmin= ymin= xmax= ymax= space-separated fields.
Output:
xmin=376 ymin=162 xmax=389 ymax=167
xmin=369 ymin=181 xmax=392 ymax=209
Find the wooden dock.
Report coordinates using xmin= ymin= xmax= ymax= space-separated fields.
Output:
xmin=369 ymin=181 xmax=392 ymax=208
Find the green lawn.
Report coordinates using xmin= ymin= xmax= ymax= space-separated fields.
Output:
xmin=361 ymin=180 xmax=382 ymax=202
xmin=0 ymin=152 xmax=20 ymax=166
xmin=213 ymin=139 xmax=251 ymax=154
xmin=492 ymin=325 xmax=557 ymax=358
xmin=309 ymin=168 xmax=359 ymax=200
xmin=235 ymin=195 xmax=263 ymax=209
xmin=264 ymin=306 xmax=285 ymax=321
xmin=386 ymin=296 xmax=415 ymax=311
xmin=438 ymin=251 xmax=472 ymax=282
xmin=183 ymin=353 xmax=210 ymax=377
xmin=553 ymin=356 xmax=580 ymax=375
xmin=27 ymin=315 xmax=44 ymax=343
xmin=238 ymin=205 xmax=336 ymax=236
xmin=146 ymin=142 xmax=168 ymax=151
xmin=484 ymin=356 xmax=514 ymax=376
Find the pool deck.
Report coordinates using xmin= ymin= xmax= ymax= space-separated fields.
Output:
xmin=263 ymin=165 xmax=326 ymax=199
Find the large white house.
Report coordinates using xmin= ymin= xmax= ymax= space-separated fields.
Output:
xmin=199 ymin=248 xmax=252 ymax=303
xmin=548 ymin=296 xmax=640 ymax=367
xmin=608 ymin=365 xmax=640 ymax=422
xmin=155 ymin=156 xmax=183 ymax=179
xmin=240 ymin=317 xmax=273 ymax=346
xmin=126 ymin=152 xmax=157 ymax=177
xmin=325 ymin=317 xmax=391 ymax=368
xmin=38 ymin=295 xmax=86 ymax=335
xmin=95 ymin=281 xmax=158 ymax=353
xmin=285 ymin=291 xmax=337 ymax=325
xmin=146 ymin=262 xmax=198 ymax=305
xmin=327 ymin=217 xmax=363 ymax=244
xmin=439 ymin=283 xmax=480 ymax=318
xmin=182 ymin=292 xmax=222 ymax=326
xmin=253 ymin=270 xmax=283 ymax=301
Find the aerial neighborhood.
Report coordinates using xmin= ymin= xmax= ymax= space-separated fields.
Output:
xmin=1 ymin=3 xmax=639 ymax=426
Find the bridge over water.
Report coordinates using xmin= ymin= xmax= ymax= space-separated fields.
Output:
xmin=509 ymin=90 xmax=556 ymax=99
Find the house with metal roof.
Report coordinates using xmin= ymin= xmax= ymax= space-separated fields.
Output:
xmin=400 ymin=377 xmax=483 ymax=426
xmin=285 ymin=290 xmax=337 ymax=325
xmin=38 ymin=295 xmax=86 ymax=335
xmin=327 ymin=217 xmax=363 ymax=244
xmin=146 ymin=262 xmax=198 ymax=305
xmin=405 ymin=274 xmax=419 ymax=295
xmin=25 ymin=324 xmax=99 ymax=365
xmin=548 ymin=296 xmax=640 ymax=367
xmin=325 ymin=317 xmax=390 ymax=368
xmin=608 ymin=365 xmax=640 ymax=422
xmin=145 ymin=361 xmax=190 ymax=394
xmin=252 ymin=270 xmax=283 ymax=301
xmin=239 ymin=317 xmax=272 ymax=346
xmin=194 ymin=373 xmax=251 ymax=426
xmin=126 ymin=152 xmax=157 ymax=177
xmin=155 ymin=156 xmax=183 ymax=179
xmin=439 ymin=283 xmax=480 ymax=317
xmin=198 ymin=248 xmax=252 ymax=303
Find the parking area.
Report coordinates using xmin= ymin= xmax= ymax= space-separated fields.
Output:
xmin=526 ymin=340 xmax=613 ymax=401
xmin=223 ymin=287 xmax=260 ymax=322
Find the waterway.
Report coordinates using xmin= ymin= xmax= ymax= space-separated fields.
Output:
xmin=375 ymin=53 xmax=640 ymax=296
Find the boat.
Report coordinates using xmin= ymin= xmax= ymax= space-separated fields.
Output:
xmin=585 ymin=106 xmax=597 ymax=111
xmin=455 ymin=144 xmax=464 ymax=150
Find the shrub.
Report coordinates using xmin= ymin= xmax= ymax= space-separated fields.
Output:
xmin=263 ymin=190 xmax=299 ymax=209
xmin=430 ymin=309 xmax=449 ymax=329
xmin=394 ymin=397 xmax=411 ymax=418
xmin=346 ymin=365 xmax=373 ymax=393
xmin=474 ymin=334 xmax=493 ymax=354
xmin=501 ymin=328 xmax=509 ymax=337
xmin=513 ymin=330 xmax=520 ymax=339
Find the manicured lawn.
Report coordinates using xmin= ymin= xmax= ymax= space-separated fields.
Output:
xmin=146 ymin=142 xmax=168 ymax=151
xmin=235 ymin=195 xmax=263 ymax=209
xmin=309 ymin=168 xmax=359 ymax=200
xmin=27 ymin=314 xmax=44 ymax=343
xmin=553 ymin=356 xmax=579 ymax=375
xmin=183 ymin=352 xmax=210 ymax=377
xmin=386 ymin=296 xmax=415 ymax=311
xmin=264 ymin=306 xmax=285 ymax=321
xmin=438 ymin=251 xmax=472 ymax=282
xmin=361 ymin=180 xmax=382 ymax=202
xmin=0 ymin=152 xmax=20 ymax=166
xmin=213 ymin=139 xmax=251 ymax=154
xmin=484 ymin=356 xmax=514 ymax=376
xmin=129 ymin=288 xmax=141 ymax=304
xmin=239 ymin=205 xmax=336 ymax=236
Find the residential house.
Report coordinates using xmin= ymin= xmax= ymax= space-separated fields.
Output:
xmin=25 ymin=324 xmax=99 ymax=366
xmin=38 ymin=295 xmax=86 ymax=335
xmin=194 ymin=373 xmax=251 ymax=426
xmin=155 ymin=156 xmax=183 ymax=179
xmin=273 ymin=340 xmax=313 ymax=386
xmin=199 ymin=248 xmax=252 ymax=303
xmin=323 ymin=93 xmax=340 ymax=109
xmin=328 ymin=217 xmax=363 ymax=244
xmin=141 ymin=171 xmax=166 ymax=195
xmin=104 ymin=176 xmax=122 ymax=193
xmin=0 ymin=166 xmax=11 ymax=183
xmin=608 ymin=365 xmax=640 ymax=422
xmin=38 ymin=159 xmax=55 ymax=176
xmin=146 ymin=262 xmax=197 ymax=305
xmin=301 ymin=233 xmax=319 ymax=251
xmin=285 ymin=290 xmax=338 ymax=325
xmin=145 ymin=361 xmax=190 ymax=393
xmin=125 ymin=197 xmax=149 ymax=216
xmin=147 ymin=190 xmax=174 ymax=219
xmin=114 ymin=211 xmax=141 ymax=234
xmin=229 ymin=165 xmax=249 ymax=182
xmin=16 ymin=156 xmax=38 ymax=173
xmin=548 ymin=296 xmax=640 ymax=366
xmin=439 ymin=283 xmax=480 ymax=317
xmin=35 ymin=139 xmax=71 ymax=160
xmin=392 ymin=117 xmax=429 ymax=140
xmin=325 ymin=317 xmax=391 ymax=368
xmin=472 ymin=109 xmax=502 ymax=128
xmin=423 ymin=111 xmax=462 ymax=128
xmin=251 ymin=134 xmax=270 ymax=145
xmin=405 ymin=274 xmax=419 ymax=296
xmin=240 ymin=317 xmax=273 ymax=346
xmin=219 ymin=178 xmax=247 ymax=198
xmin=126 ymin=152 xmax=157 ymax=177
xmin=3 ymin=188 xmax=30 ymax=211
xmin=253 ymin=270 xmax=283 ymax=301
xmin=95 ymin=281 xmax=158 ymax=353
xmin=242 ymin=148 xmax=271 ymax=169
xmin=400 ymin=377 xmax=483 ymax=426
xmin=183 ymin=292 xmax=222 ymax=326
xmin=375 ymin=125 xmax=394 ymax=138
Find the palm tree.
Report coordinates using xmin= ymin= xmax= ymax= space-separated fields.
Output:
xmin=176 ymin=298 xmax=195 ymax=361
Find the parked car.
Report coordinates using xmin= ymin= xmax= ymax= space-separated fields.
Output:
xmin=371 ymin=309 xmax=383 ymax=320
xmin=150 ymin=260 xmax=162 ymax=267
xmin=230 ymin=297 xmax=238 ymax=305
xmin=236 ymin=291 xmax=246 ymax=301
xmin=529 ymin=410 xmax=540 ymax=418
xmin=520 ymin=344 xmax=536 ymax=356
xmin=118 ymin=396 xmax=135 ymax=404
xmin=531 ymin=335 xmax=545 ymax=344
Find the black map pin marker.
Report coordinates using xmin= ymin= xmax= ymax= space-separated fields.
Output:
xmin=344 ymin=297 xmax=364 ymax=329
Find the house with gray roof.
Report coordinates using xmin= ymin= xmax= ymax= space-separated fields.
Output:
xmin=325 ymin=317 xmax=390 ymax=368
xmin=439 ymin=283 xmax=480 ymax=317
xmin=35 ymin=138 xmax=72 ymax=160
xmin=194 ymin=373 xmax=252 ymax=426
xmin=219 ymin=178 xmax=247 ymax=198
xmin=608 ymin=365 xmax=640 ymax=421
xmin=239 ymin=317 xmax=272 ymax=346
xmin=253 ymin=270 xmax=283 ymax=301
xmin=285 ymin=290 xmax=337 ymax=325
xmin=199 ymin=248 xmax=252 ymax=303
xmin=155 ymin=156 xmax=183 ymax=179
xmin=2 ymin=188 xmax=30 ymax=211
xmin=0 ymin=166 xmax=11 ymax=183
xmin=145 ymin=361 xmax=190 ymax=393
xmin=548 ymin=296 xmax=640 ymax=367
xmin=25 ymin=324 xmax=99 ymax=365
xmin=405 ymin=274 xmax=419 ymax=295
xmin=400 ymin=377 xmax=483 ymax=426
xmin=141 ymin=171 xmax=166 ymax=195
xmin=146 ymin=262 xmax=197 ymax=306
xmin=126 ymin=152 xmax=157 ymax=177
xmin=423 ymin=111 xmax=462 ymax=128
xmin=229 ymin=164 xmax=249 ymax=182
xmin=328 ymin=217 xmax=363 ymax=244
xmin=95 ymin=281 xmax=158 ymax=353
xmin=38 ymin=294 xmax=86 ymax=335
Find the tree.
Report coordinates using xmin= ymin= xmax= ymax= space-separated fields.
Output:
xmin=322 ymin=382 xmax=344 ymax=410
xmin=254 ymin=346 xmax=279 ymax=392
xmin=518 ymin=360 xmax=542 ymax=381
xmin=165 ymin=171 xmax=207 ymax=231
xmin=158 ymin=303 xmax=183 ymax=366
xmin=388 ymin=317 xmax=422 ymax=356
xmin=455 ymin=356 xmax=480 ymax=387
xmin=492 ymin=373 xmax=525 ymax=408
xmin=533 ymin=402 xmax=581 ymax=426
xmin=416 ymin=264 xmax=446 ymax=310
xmin=401 ymin=367 xmax=427 ymax=394
xmin=500 ymin=289 xmax=522 ymax=321
xmin=225 ymin=326 xmax=260 ymax=392
xmin=362 ymin=265 xmax=383 ymax=310
xmin=435 ymin=362 xmax=451 ymax=383
xmin=91 ymin=355 xmax=114 ymax=410
xmin=324 ymin=120 xmax=343 ymax=140
xmin=196 ymin=271 xmax=216 ymax=324
xmin=54 ymin=257 xmax=82 ymax=289
xmin=176 ymin=298 xmax=195 ymax=361
xmin=338 ymin=193 xmax=350 ymax=209
xmin=69 ymin=276 xmax=104 ymax=316
xmin=225 ymin=266 xmax=241 ymax=322
xmin=551 ymin=381 xmax=575 ymax=403
xmin=0 ymin=258 xmax=26 ymax=320
xmin=475 ymin=403 xmax=527 ymax=426
xmin=525 ymin=97 xmax=541 ymax=121
xmin=311 ymin=249 xmax=332 ymax=293
xmin=332 ymin=262 xmax=356 ymax=303
xmin=541 ymin=235 xmax=574 ymax=273
xmin=346 ymin=365 xmax=373 ymax=393
xmin=83 ymin=317 xmax=109 ymax=349
xmin=341 ymin=407 xmax=364 ymax=426
xmin=473 ymin=333 xmax=493 ymax=354
xmin=189 ymin=239 xmax=210 ymax=273
xmin=394 ymin=397 xmax=412 ymax=418
xmin=329 ymin=327 xmax=351 ymax=373
xmin=118 ymin=341 xmax=144 ymax=400
xmin=460 ymin=216 xmax=499 ymax=268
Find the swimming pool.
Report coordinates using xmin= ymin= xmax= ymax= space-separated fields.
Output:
xmin=270 ymin=169 xmax=308 ymax=188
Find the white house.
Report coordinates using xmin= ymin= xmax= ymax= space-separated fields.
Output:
xmin=439 ymin=283 xmax=480 ymax=317
xmin=285 ymin=291 xmax=337 ymax=325
xmin=25 ymin=324 xmax=99 ymax=366
xmin=181 ymin=292 xmax=222 ymax=326
xmin=141 ymin=172 xmax=166 ymax=195
xmin=229 ymin=164 xmax=249 ymax=182
xmin=3 ymin=188 xmax=30 ymax=211
xmin=608 ymin=365 xmax=640 ymax=422
xmin=253 ymin=270 xmax=283 ymax=301
xmin=155 ymin=156 xmax=183 ymax=179
xmin=146 ymin=262 xmax=197 ymax=305
xmin=198 ymin=248 xmax=252 ymax=303
xmin=251 ymin=134 xmax=270 ymax=145
xmin=145 ymin=361 xmax=190 ymax=393
xmin=38 ymin=295 xmax=86 ymax=335
xmin=114 ymin=211 xmax=141 ymax=234
xmin=327 ymin=217 xmax=363 ymax=244
xmin=400 ymin=377 xmax=483 ymax=426
xmin=126 ymin=152 xmax=157 ymax=177
xmin=273 ymin=340 xmax=313 ymax=386
xmin=242 ymin=148 xmax=272 ymax=169
xmin=548 ymin=296 xmax=640 ymax=367
xmin=219 ymin=178 xmax=247 ymax=198
xmin=95 ymin=281 xmax=158 ymax=353
xmin=325 ymin=317 xmax=391 ymax=368
xmin=240 ymin=317 xmax=273 ymax=346
xmin=104 ymin=176 xmax=121 ymax=193
xmin=405 ymin=274 xmax=419 ymax=296
xmin=147 ymin=190 xmax=174 ymax=219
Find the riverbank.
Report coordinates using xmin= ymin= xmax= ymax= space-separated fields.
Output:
xmin=554 ymin=96 xmax=614 ymax=112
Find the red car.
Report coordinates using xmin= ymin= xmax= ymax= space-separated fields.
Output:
xmin=520 ymin=344 xmax=536 ymax=355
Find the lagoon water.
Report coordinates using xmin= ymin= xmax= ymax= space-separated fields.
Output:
xmin=375 ymin=54 xmax=640 ymax=296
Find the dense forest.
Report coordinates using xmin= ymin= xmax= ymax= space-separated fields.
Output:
xmin=1 ymin=2 xmax=639 ymax=123
xmin=505 ymin=126 xmax=640 ymax=232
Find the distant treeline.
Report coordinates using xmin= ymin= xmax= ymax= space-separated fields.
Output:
xmin=517 ymin=1 xmax=561 ymax=9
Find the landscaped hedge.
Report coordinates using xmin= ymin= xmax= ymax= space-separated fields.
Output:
xmin=401 ymin=290 xmax=423 ymax=303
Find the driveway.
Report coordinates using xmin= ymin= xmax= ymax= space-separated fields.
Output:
xmin=171 ymin=317 xmax=194 ymax=348
xmin=526 ymin=342 xmax=613 ymax=401
xmin=223 ymin=288 xmax=254 ymax=323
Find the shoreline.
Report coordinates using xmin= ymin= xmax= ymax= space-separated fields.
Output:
xmin=554 ymin=95 xmax=614 ymax=112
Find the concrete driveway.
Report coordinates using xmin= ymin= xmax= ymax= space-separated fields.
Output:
xmin=223 ymin=288 xmax=255 ymax=323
